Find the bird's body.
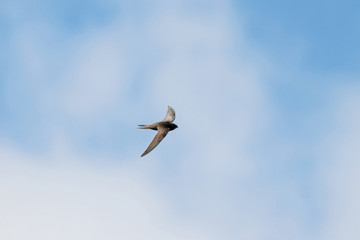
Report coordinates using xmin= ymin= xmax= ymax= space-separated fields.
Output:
xmin=138 ymin=106 xmax=178 ymax=157
xmin=138 ymin=121 xmax=178 ymax=131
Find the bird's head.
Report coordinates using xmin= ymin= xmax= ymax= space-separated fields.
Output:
xmin=171 ymin=124 xmax=178 ymax=130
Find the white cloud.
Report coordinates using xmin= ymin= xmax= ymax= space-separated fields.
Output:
xmin=319 ymin=85 xmax=360 ymax=240
xmin=59 ymin=31 xmax=128 ymax=119
xmin=0 ymin=142 xmax=213 ymax=240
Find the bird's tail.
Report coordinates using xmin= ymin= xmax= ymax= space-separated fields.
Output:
xmin=138 ymin=124 xmax=152 ymax=129
xmin=137 ymin=124 xmax=157 ymax=130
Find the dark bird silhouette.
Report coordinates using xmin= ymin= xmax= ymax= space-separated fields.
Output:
xmin=138 ymin=106 xmax=178 ymax=157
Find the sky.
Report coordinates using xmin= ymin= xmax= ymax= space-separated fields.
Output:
xmin=1 ymin=0 xmax=360 ymax=239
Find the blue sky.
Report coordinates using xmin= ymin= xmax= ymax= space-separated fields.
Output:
xmin=1 ymin=0 xmax=360 ymax=239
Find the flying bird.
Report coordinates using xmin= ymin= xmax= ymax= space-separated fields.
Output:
xmin=138 ymin=106 xmax=178 ymax=157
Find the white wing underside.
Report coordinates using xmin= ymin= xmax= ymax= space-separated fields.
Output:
xmin=162 ymin=106 xmax=176 ymax=122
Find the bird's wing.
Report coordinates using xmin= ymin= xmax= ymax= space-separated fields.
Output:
xmin=162 ymin=106 xmax=176 ymax=122
xmin=141 ymin=126 xmax=170 ymax=157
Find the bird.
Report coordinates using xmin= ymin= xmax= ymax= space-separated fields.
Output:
xmin=138 ymin=106 xmax=178 ymax=157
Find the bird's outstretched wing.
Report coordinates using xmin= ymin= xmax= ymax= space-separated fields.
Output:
xmin=162 ymin=106 xmax=176 ymax=122
xmin=141 ymin=126 xmax=170 ymax=157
